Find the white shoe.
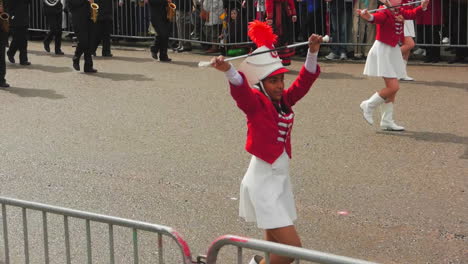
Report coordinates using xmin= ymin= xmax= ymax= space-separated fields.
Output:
xmin=339 ymin=52 xmax=347 ymax=60
xmin=325 ymin=52 xmax=339 ymax=60
xmin=400 ymin=76 xmax=414 ymax=81
xmin=413 ymin=48 xmax=425 ymax=55
xmin=442 ymin=37 xmax=450 ymax=44
xmin=380 ymin=103 xmax=405 ymax=131
xmin=248 ymin=255 xmax=263 ymax=264
xmin=360 ymin=92 xmax=385 ymax=125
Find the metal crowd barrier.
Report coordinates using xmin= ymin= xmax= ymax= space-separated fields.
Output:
xmin=205 ymin=235 xmax=378 ymax=264
xmin=27 ymin=0 xmax=468 ymax=49
xmin=0 ymin=196 xmax=193 ymax=264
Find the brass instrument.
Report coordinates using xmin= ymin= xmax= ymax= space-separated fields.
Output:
xmin=90 ymin=1 xmax=99 ymax=23
xmin=0 ymin=0 xmax=9 ymax=33
xmin=166 ymin=0 xmax=176 ymax=22
xmin=43 ymin=0 xmax=61 ymax=7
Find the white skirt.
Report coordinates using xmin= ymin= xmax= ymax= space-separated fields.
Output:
xmin=239 ymin=151 xmax=297 ymax=229
xmin=404 ymin=20 xmax=416 ymax=37
xmin=364 ymin=40 xmax=406 ymax=79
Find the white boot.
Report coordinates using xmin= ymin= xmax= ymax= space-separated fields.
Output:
xmin=400 ymin=60 xmax=414 ymax=81
xmin=360 ymin=92 xmax=385 ymax=125
xmin=380 ymin=103 xmax=405 ymax=131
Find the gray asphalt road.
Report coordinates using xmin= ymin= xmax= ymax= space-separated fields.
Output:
xmin=1 ymin=42 xmax=467 ymax=264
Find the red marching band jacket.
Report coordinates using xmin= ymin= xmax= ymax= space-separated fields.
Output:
xmin=371 ymin=5 xmax=425 ymax=47
xmin=229 ymin=65 xmax=321 ymax=164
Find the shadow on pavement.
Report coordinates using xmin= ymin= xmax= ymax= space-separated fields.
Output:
xmin=28 ymin=50 xmax=73 ymax=59
xmin=94 ymin=56 xmax=154 ymax=63
xmin=1 ymin=87 xmax=66 ymax=100
xmin=92 ymin=72 xmax=153 ymax=81
xmin=377 ymin=130 xmax=468 ymax=159
xmin=23 ymin=63 xmax=73 ymax=73
xmin=411 ymin=81 xmax=468 ymax=91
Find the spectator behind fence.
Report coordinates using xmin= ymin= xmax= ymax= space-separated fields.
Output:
xmin=416 ymin=0 xmax=441 ymax=63
xmin=352 ymin=0 xmax=377 ymax=59
xmin=202 ymin=0 xmax=224 ymax=53
xmin=266 ymin=0 xmax=297 ymax=66
xmin=295 ymin=0 xmax=325 ymax=56
xmin=325 ymin=0 xmax=352 ymax=60
xmin=174 ymin=0 xmax=193 ymax=52
xmin=448 ymin=0 xmax=468 ymax=63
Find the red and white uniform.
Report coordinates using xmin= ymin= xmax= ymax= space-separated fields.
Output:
xmin=231 ymin=65 xmax=320 ymax=229
xmin=363 ymin=5 xmax=426 ymax=78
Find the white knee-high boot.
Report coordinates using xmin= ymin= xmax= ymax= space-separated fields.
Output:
xmin=380 ymin=102 xmax=405 ymax=131
xmin=400 ymin=60 xmax=414 ymax=81
xmin=360 ymin=92 xmax=385 ymax=125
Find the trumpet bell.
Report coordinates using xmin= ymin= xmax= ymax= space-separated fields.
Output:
xmin=43 ymin=0 xmax=60 ymax=7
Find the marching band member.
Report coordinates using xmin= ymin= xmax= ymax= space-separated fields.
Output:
xmin=67 ymin=0 xmax=98 ymax=73
xmin=0 ymin=0 xmax=9 ymax=87
xmin=7 ymin=0 xmax=31 ymax=66
xmin=400 ymin=0 xmax=416 ymax=81
xmin=91 ymin=0 xmax=113 ymax=57
xmin=148 ymin=0 xmax=172 ymax=62
xmin=43 ymin=0 xmax=65 ymax=55
xmin=357 ymin=0 xmax=430 ymax=131
xmin=210 ymin=21 xmax=322 ymax=264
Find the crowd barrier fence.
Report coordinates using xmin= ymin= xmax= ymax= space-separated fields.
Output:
xmin=26 ymin=0 xmax=468 ymax=50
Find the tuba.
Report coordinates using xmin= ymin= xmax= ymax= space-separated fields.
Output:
xmin=0 ymin=0 xmax=9 ymax=33
xmin=90 ymin=0 xmax=99 ymax=23
xmin=43 ymin=0 xmax=61 ymax=6
xmin=166 ymin=0 xmax=176 ymax=22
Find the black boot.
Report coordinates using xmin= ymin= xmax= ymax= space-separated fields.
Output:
xmin=6 ymin=50 xmax=15 ymax=63
xmin=72 ymin=56 xmax=80 ymax=71
xmin=55 ymin=35 xmax=64 ymax=55
xmin=43 ymin=40 xmax=51 ymax=52
xmin=0 ymin=81 xmax=10 ymax=88
xmin=19 ymin=50 xmax=30 ymax=65
xmin=83 ymin=53 xmax=97 ymax=73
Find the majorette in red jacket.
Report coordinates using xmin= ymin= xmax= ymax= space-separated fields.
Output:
xmin=371 ymin=5 xmax=425 ymax=47
xmin=229 ymin=65 xmax=321 ymax=164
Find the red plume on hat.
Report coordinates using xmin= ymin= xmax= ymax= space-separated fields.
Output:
xmin=248 ymin=20 xmax=277 ymax=49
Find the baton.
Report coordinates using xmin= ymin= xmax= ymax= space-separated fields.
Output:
xmin=367 ymin=0 xmax=424 ymax=14
xmin=198 ymin=35 xmax=330 ymax=67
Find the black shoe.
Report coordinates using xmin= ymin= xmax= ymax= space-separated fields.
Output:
xmin=6 ymin=52 xmax=15 ymax=63
xmin=159 ymin=57 xmax=172 ymax=62
xmin=176 ymin=47 xmax=192 ymax=53
xmin=448 ymin=57 xmax=464 ymax=64
xmin=43 ymin=41 xmax=51 ymax=52
xmin=72 ymin=58 xmax=80 ymax=71
xmin=84 ymin=68 xmax=98 ymax=73
xmin=102 ymin=53 xmax=113 ymax=57
xmin=151 ymin=52 xmax=158 ymax=60
xmin=423 ymin=57 xmax=433 ymax=63
xmin=431 ymin=57 xmax=440 ymax=63
xmin=55 ymin=50 xmax=65 ymax=55
xmin=0 ymin=82 xmax=10 ymax=88
xmin=20 ymin=61 xmax=31 ymax=66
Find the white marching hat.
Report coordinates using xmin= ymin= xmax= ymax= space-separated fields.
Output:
xmin=238 ymin=20 xmax=289 ymax=87
xmin=238 ymin=46 xmax=288 ymax=86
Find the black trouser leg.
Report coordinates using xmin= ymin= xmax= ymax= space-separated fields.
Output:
xmin=52 ymin=14 xmax=63 ymax=52
xmin=423 ymin=25 xmax=441 ymax=60
xmin=0 ymin=42 xmax=6 ymax=83
xmin=17 ymin=27 xmax=29 ymax=63
xmin=151 ymin=17 xmax=170 ymax=59
xmin=93 ymin=21 xmax=104 ymax=54
xmin=101 ymin=20 xmax=112 ymax=55
xmin=7 ymin=28 xmax=20 ymax=57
